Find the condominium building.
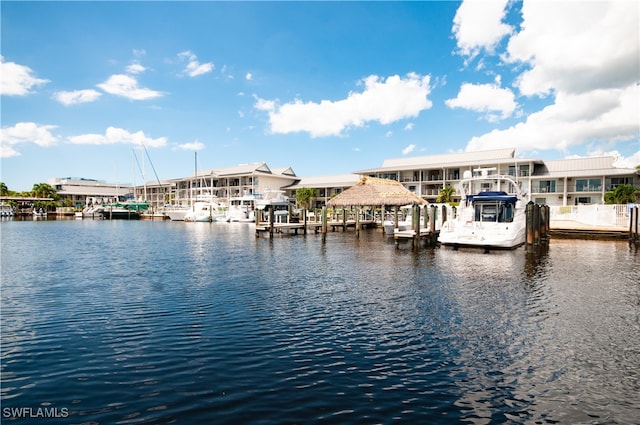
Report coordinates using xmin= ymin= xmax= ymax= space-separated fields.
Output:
xmin=355 ymin=148 xmax=639 ymax=206
xmin=61 ymin=148 xmax=637 ymax=210
xmin=49 ymin=177 xmax=133 ymax=207
xmin=135 ymin=162 xmax=300 ymax=209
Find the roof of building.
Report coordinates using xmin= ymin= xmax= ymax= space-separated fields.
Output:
xmin=534 ymin=156 xmax=639 ymax=178
xmin=188 ymin=162 xmax=298 ymax=180
xmin=327 ymin=176 xmax=427 ymax=207
xmin=355 ymin=148 xmax=544 ymax=173
xmin=286 ymin=174 xmax=361 ymax=189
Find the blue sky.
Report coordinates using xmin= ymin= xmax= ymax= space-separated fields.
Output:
xmin=1 ymin=0 xmax=639 ymax=192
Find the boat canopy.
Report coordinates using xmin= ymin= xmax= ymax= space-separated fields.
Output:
xmin=467 ymin=191 xmax=518 ymax=204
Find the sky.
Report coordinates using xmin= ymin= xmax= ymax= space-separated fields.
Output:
xmin=1 ymin=0 xmax=639 ymax=192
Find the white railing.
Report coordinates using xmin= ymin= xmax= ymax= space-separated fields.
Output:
xmin=549 ymin=204 xmax=632 ymax=228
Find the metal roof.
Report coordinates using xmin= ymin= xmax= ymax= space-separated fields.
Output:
xmin=356 ymin=148 xmax=542 ymax=173
xmin=286 ymin=174 xmax=361 ymax=189
xmin=535 ymin=156 xmax=639 ymax=178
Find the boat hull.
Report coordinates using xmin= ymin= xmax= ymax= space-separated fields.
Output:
xmin=438 ymin=222 xmax=526 ymax=249
xmin=99 ymin=210 xmax=141 ymax=220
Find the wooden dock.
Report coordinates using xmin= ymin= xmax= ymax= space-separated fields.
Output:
xmin=255 ymin=221 xmax=323 ymax=237
xmin=393 ymin=228 xmax=439 ymax=248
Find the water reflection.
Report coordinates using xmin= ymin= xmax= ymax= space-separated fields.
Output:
xmin=1 ymin=222 xmax=638 ymax=423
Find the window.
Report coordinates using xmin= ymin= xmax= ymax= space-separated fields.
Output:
xmin=576 ymin=178 xmax=602 ymax=192
xmin=575 ymin=196 xmax=591 ymax=205
xmin=474 ymin=203 xmax=514 ymax=222
xmin=533 ymin=180 xmax=556 ymax=193
xmin=608 ymin=177 xmax=630 ymax=189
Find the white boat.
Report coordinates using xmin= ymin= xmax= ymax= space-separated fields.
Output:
xmin=383 ymin=205 xmax=416 ymax=235
xmin=226 ymin=193 xmax=259 ymax=222
xmin=438 ymin=168 xmax=528 ymax=249
xmin=184 ymin=195 xmax=226 ymax=222
xmin=255 ymin=189 xmax=293 ymax=223
xmin=77 ymin=197 xmax=115 ymax=219
xmin=163 ymin=205 xmax=190 ymax=221
xmin=1 ymin=202 xmax=14 ymax=217
xmin=32 ymin=208 xmax=47 ymax=218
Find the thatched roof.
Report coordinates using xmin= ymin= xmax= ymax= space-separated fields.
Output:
xmin=327 ymin=176 xmax=427 ymax=207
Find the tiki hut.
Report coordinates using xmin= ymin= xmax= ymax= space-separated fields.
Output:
xmin=327 ymin=176 xmax=427 ymax=208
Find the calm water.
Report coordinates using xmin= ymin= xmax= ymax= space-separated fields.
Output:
xmin=1 ymin=219 xmax=638 ymax=424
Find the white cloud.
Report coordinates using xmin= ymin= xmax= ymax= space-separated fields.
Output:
xmin=452 ymin=0 xmax=512 ymax=59
xmin=54 ymin=89 xmax=102 ymax=105
xmin=97 ymin=74 xmax=163 ymax=100
xmin=402 ymin=144 xmax=416 ymax=155
xmin=256 ymin=73 xmax=432 ymax=138
xmin=505 ymin=1 xmax=639 ymax=97
xmin=466 ymin=85 xmax=639 ymax=152
xmin=613 ymin=150 xmax=640 ymax=169
xmin=178 ymin=51 xmax=213 ymax=77
xmin=67 ymin=126 xmax=167 ymax=147
xmin=446 ymin=81 xmax=517 ymax=121
xmin=465 ymin=0 xmax=639 ymax=156
xmin=0 ymin=122 xmax=59 ymax=157
xmin=245 ymin=72 xmax=253 ymax=81
xmin=0 ymin=56 xmax=49 ymax=96
xmin=177 ymin=140 xmax=206 ymax=151
xmin=126 ymin=62 xmax=146 ymax=74
xmin=404 ymin=123 xmax=414 ymax=131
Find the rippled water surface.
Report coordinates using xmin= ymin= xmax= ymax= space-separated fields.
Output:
xmin=1 ymin=220 xmax=639 ymax=424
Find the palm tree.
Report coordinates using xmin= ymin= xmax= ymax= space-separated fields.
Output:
xmin=295 ymin=187 xmax=317 ymax=210
xmin=604 ymin=184 xmax=640 ymax=204
xmin=436 ymin=185 xmax=456 ymax=203
xmin=31 ymin=183 xmax=57 ymax=199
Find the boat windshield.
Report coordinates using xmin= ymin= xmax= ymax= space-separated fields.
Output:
xmin=474 ymin=202 xmax=514 ymax=223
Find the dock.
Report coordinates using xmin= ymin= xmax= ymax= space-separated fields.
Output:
xmin=255 ymin=221 xmax=322 ymax=237
xmin=393 ymin=228 xmax=439 ymax=248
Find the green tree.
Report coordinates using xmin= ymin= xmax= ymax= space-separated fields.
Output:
xmin=604 ymin=184 xmax=640 ymax=204
xmin=295 ymin=187 xmax=317 ymax=209
xmin=31 ymin=183 xmax=57 ymax=199
xmin=0 ymin=182 xmax=8 ymax=196
xmin=436 ymin=185 xmax=456 ymax=203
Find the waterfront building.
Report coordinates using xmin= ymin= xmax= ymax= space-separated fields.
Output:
xmin=355 ymin=148 xmax=639 ymax=206
xmin=135 ymin=162 xmax=300 ymax=209
xmin=49 ymin=177 xmax=133 ymax=207
xmin=284 ymin=174 xmax=361 ymax=208
xmin=51 ymin=149 xmax=638 ymax=211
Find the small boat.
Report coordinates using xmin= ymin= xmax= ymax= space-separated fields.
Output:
xmin=99 ymin=201 xmax=148 ymax=220
xmin=1 ymin=202 xmax=14 ymax=217
xmin=255 ymin=189 xmax=293 ymax=223
xmin=163 ymin=205 xmax=190 ymax=221
xmin=32 ymin=208 xmax=47 ymax=218
xmin=226 ymin=193 xmax=260 ymax=222
xmin=383 ymin=205 xmax=416 ymax=235
xmin=184 ymin=196 xmax=226 ymax=222
xmin=438 ymin=168 xmax=528 ymax=249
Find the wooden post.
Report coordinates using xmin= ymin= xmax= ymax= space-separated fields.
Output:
xmin=540 ymin=205 xmax=549 ymax=242
xmin=533 ymin=204 xmax=540 ymax=245
xmin=269 ymin=207 xmax=275 ymax=238
xmin=254 ymin=208 xmax=261 ymax=237
xmin=321 ymin=206 xmax=328 ymax=241
xmin=423 ymin=204 xmax=429 ymax=229
xmin=303 ymin=208 xmax=307 ymax=235
xmin=630 ymin=206 xmax=639 ymax=248
xmin=341 ymin=208 xmax=347 ymax=232
xmin=411 ymin=204 xmax=419 ymax=249
xmin=394 ymin=207 xmax=399 ymax=231
xmin=526 ymin=201 xmax=534 ymax=253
